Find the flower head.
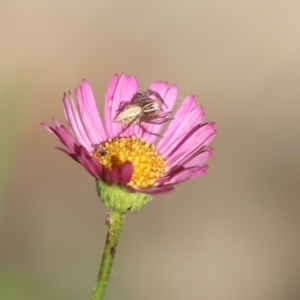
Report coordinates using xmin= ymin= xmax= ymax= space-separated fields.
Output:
xmin=42 ymin=74 xmax=216 ymax=195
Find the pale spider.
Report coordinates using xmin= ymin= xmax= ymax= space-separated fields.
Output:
xmin=114 ymin=89 xmax=172 ymax=136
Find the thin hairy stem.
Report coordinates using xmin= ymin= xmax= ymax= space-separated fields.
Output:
xmin=91 ymin=210 xmax=125 ymax=300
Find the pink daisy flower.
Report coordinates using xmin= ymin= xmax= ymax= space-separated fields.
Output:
xmin=42 ymin=74 xmax=216 ymax=195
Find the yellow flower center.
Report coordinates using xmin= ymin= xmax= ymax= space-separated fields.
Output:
xmin=92 ymin=136 xmax=165 ymax=189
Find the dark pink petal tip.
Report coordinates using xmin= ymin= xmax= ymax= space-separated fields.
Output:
xmin=56 ymin=145 xmax=103 ymax=179
xmin=119 ymin=161 xmax=133 ymax=185
xmin=103 ymin=168 xmax=119 ymax=185
xmin=137 ymin=185 xmax=175 ymax=195
xmin=100 ymin=161 xmax=133 ymax=186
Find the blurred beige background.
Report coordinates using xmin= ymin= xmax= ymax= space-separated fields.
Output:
xmin=1 ymin=1 xmax=300 ymax=300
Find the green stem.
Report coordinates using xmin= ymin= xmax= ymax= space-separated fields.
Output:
xmin=91 ymin=210 xmax=125 ymax=300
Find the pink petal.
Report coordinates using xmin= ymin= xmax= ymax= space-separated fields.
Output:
xmin=43 ymin=120 xmax=104 ymax=179
xmin=105 ymin=74 xmax=139 ymax=138
xmin=77 ymin=153 xmax=103 ymax=178
xmin=41 ymin=122 xmax=56 ymax=135
xmin=119 ymin=161 xmax=133 ymax=185
xmin=103 ymin=168 xmax=119 ymax=185
xmin=133 ymin=184 xmax=174 ymax=195
xmin=157 ymin=95 xmax=203 ymax=153
xmin=146 ymin=84 xmax=178 ymax=144
xmin=63 ymin=94 xmax=92 ymax=151
xmin=149 ymin=81 xmax=170 ymax=99
xmin=116 ymin=75 xmax=139 ymax=138
xmin=42 ymin=122 xmax=77 ymax=151
xmin=104 ymin=74 xmax=120 ymax=137
xmin=182 ymin=148 xmax=213 ymax=168
xmin=165 ymin=123 xmax=216 ymax=167
xmin=76 ymin=80 xmax=106 ymax=145
xmin=53 ymin=119 xmax=61 ymax=127
xmin=57 ymin=146 xmax=103 ymax=179
xmin=161 ymin=108 xmax=205 ymax=158
xmin=159 ymin=165 xmax=208 ymax=185
xmin=189 ymin=165 xmax=209 ymax=178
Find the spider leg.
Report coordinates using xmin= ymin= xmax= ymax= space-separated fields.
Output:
xmin=145 ymin=117 xmax=174 ymax=125
xmin=147 ymin=89 xmax=168 ymax=109
xmin=157 ymin=111 xmax=172 ymax=118
xmin=116 ymin=124 xmax=130 ymax=136
xmin=131 ymin=92 xmax=143 ymax=104
xmin=116 ymin=116 xmax=139 ymax=136
xmin=138 ymin=122 xmax=163 ymax=137
xmin=116 ymin=101 xmax=132 ymax=112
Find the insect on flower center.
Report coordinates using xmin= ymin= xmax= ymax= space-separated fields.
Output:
xmin=92 ymin=136 xmax=165 ymax=189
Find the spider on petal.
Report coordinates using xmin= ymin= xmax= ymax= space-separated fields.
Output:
xmin=114 ymin=89 xmax=172 ymax=137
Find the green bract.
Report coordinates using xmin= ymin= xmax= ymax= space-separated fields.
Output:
xmin=96 ymin=180 xmax=152 ymax=213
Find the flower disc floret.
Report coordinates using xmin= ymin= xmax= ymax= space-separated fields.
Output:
xmin=93 ymin=136 xmax=165 ymax=189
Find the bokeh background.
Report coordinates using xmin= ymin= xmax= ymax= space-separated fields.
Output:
xmin=1 ymin=1 xmax=300 ymax=300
